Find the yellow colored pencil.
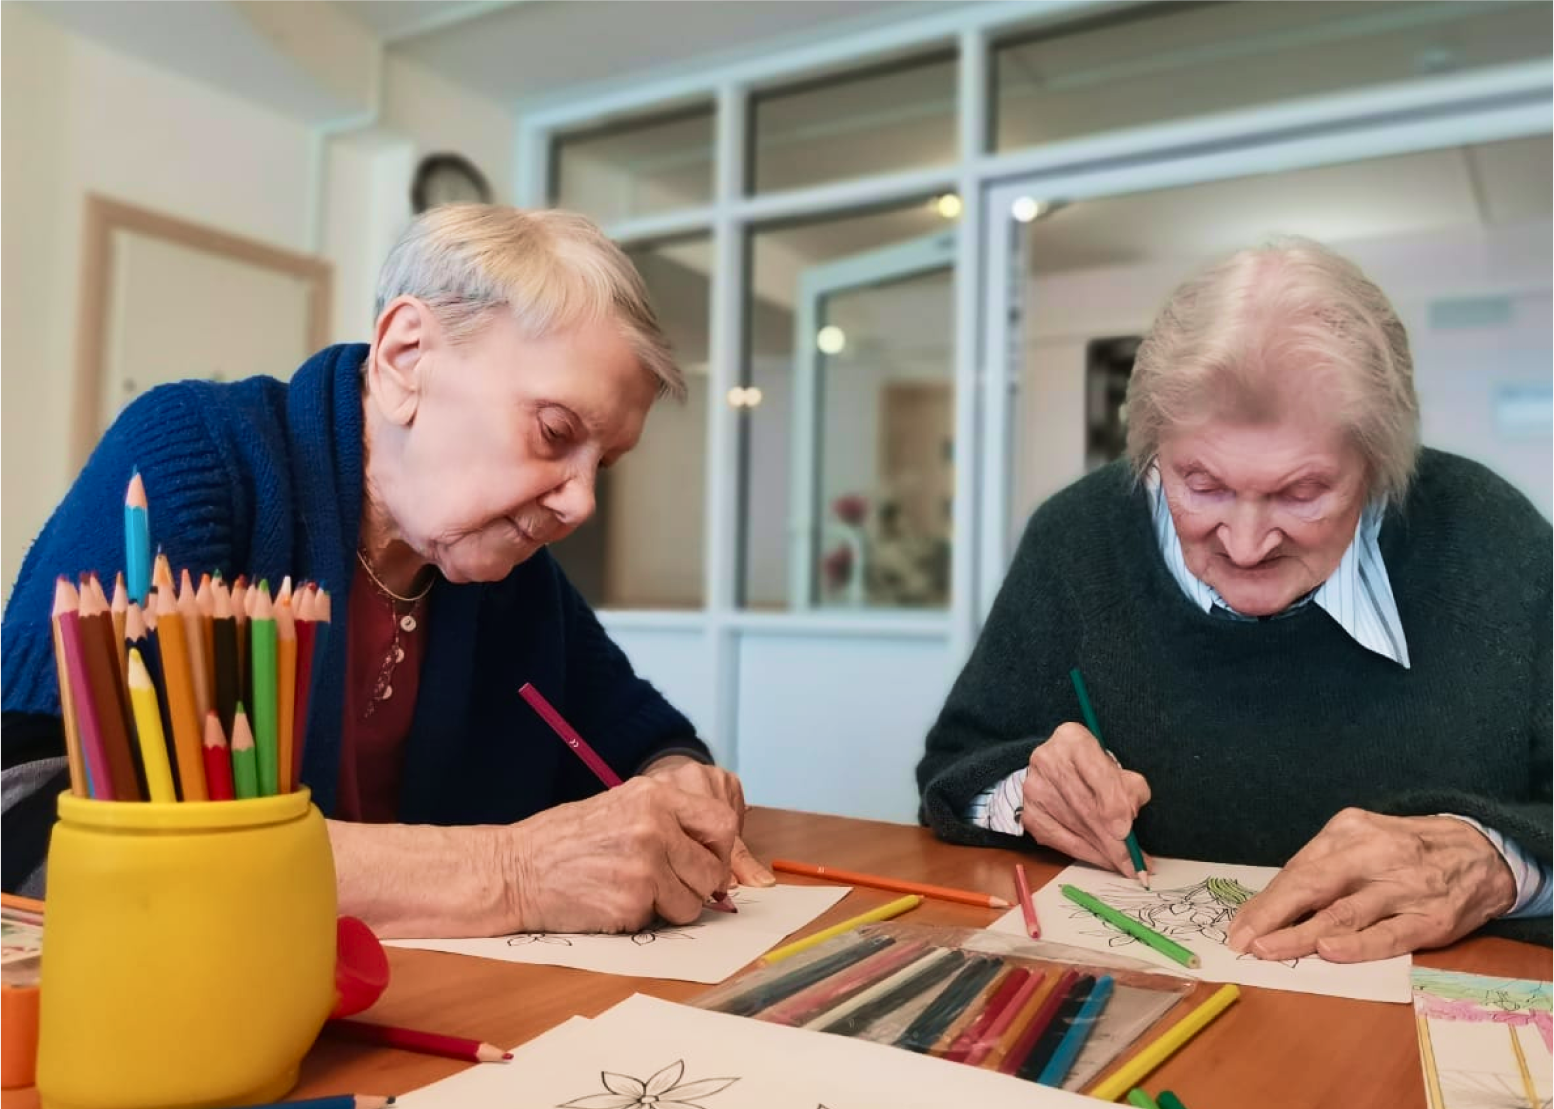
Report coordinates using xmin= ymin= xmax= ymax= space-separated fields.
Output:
xmin=126 ymin=649 xmax=177 ymax=801
xmin=1088 ymin=985 xmax=1240 ymax=1102
xmin=761 ymin=894 xmax=922 ymax=965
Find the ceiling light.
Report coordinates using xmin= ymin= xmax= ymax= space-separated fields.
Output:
xmin=816 ymin=326 xmax=846 ymax=355
xmin=1011 ymin=196 xmax=1044 ymax=223
xmin=934 ymin=193 xmax=963 ymax=220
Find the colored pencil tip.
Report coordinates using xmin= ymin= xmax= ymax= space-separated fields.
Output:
xmin=502 ymin=1051 xmax=513 ymax=1060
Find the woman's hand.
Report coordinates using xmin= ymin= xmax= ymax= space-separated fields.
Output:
xmin=1228 ymin=809 xmax=1518 ymax=962
xmin=509 ymin=775 xmax=740 ymax=934
xmin=640 ymin=754 xmax=777 ymax=888
xmin=1020 ymin=722 xmax=1152 ymax=881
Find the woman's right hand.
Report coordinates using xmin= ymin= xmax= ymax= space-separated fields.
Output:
xmin=508 ymin=776 xmax=739 ymax=934
xmin=1019 ymin=722 xmax=1152 ymax=881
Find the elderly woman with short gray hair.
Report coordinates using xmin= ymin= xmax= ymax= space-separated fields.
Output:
xmin=919 ymin=237 xmax=1551 ymax=956
xmin=2 ymin=205 xmax=774 ymax=936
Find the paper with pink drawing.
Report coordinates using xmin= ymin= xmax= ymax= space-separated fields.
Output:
xmin=1413 ymin=968 xmax=1552 ymax=1109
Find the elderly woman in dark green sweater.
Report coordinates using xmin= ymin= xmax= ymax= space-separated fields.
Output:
xmin=918 ymin=237 xmax=1550 ymax=958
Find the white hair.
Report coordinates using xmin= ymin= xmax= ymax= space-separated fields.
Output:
xmin=374 ymin=205 xmax=684 ymax=400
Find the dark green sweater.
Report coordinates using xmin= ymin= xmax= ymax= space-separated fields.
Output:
xmin=918 ymin=449 xmax=1551 ymax=947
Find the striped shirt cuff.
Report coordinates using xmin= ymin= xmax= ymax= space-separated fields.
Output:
xmin=966 ymin=768 xmax=1029 ymax=836
xmin=1442 ymin=814 xmax=1552 ymax=919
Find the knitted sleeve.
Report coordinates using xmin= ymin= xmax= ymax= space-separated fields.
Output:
xmin=555 ymin=570 xmax=711 ymax=778
xmin=2 ymin=382 xmax=237 ymax=721
xmin=916 ymin=505 xmax=1085 ymax=848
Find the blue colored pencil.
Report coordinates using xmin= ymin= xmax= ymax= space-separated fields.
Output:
xmin=1037 ymin=973 xmax=1115 ymax=1087
xmin=224 ymin=1096 xmax=393 ymax=1109
xmin=124 ymin=472 xmax=151 ymax=605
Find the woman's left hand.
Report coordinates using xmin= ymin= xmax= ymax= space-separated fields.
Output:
xmin=1227 ymin=808 xmax=1518 ymax=962
xmin=640 ymin=755 xmax=777 ymax=888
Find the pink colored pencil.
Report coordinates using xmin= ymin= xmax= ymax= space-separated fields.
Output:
xmin=944 ymin=966 xmax=1034 ymax=1063
xmin=518 ymin=681 xmax=734 ymax=913
xmin=55 ymin=583 xmax=114 ymax=797
xmin=1014 ymin=863 xmax=1041 ymax=939
xmin=759 ymin=940 xmax=931 ymax=1026
xmin=964 ymin=967 xmax=1047 ymax=1066
xmin=999 ymin=968 xmax=1079 ymax=1075
xmin=324 ymin=1019 xmax=511 ymax=1063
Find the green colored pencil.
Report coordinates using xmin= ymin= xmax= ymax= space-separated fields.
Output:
xmin=231 ymin=702 xmax=260 ymax=800
xmin=1060 ymin=884 xmax=1200 ymax=969
xmin=1070 ymin=667 xmax=1149 ymax=885
xmin=1157 ymin=1093 xmax=1190 ymax=1109
xmin=251 ymin=581 xmax=279 ymax=796
xmin=1127 ymin=1091 xmax=1160 ymax=1109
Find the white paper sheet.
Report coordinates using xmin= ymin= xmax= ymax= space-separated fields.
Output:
xmin=988 ymin=858 xmax=1412 ymax=1003
xmin=1412 ymin=968 xmax=1553 ymax=1108
xmin=387 ymin=884 xmax=851 ymax=984
xmin=403 ymin=993 xmax=1096 ymax=1108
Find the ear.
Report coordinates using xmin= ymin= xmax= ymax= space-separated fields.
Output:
xmin=366 ymin=297 xmax=434 ymax=426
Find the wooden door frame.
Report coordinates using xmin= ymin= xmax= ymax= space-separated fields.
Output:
xmin=72 ymin=194 xmax=333 ymax=468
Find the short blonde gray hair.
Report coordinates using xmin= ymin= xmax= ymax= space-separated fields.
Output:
xmin=1126 ymin=237 xmax=1419 ymax=502
xmin=374 ymin=205 xmax=684 ymax=400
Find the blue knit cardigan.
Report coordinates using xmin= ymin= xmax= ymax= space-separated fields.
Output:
xmin=1 ymin=344 xmax=705 ymax=820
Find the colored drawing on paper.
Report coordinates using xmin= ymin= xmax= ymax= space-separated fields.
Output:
xmin=1066 ymin=876 xmax=1298 ymax=968
xmin=1414 ymin=969 xmax=1554 ymax=1109
xmin=558 ymin=1059 xmax=737 ymax=1109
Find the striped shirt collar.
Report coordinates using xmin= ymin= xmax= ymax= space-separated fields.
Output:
xmin=1144 ymin=466 xmax=1411 ymax=669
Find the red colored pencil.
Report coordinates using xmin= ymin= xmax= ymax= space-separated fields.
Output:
xmin=518 ymin=681 xmax=734 ymax=912
xmin=291 ymin=585 xmax=317 ymax=789
xmin=324 ymin=1019 xmax=511 ymax=1063
xmin=944 ymin=966 xmax=1033 ymax=1062
xmin=999 ymin=968 xmax=1080 ymax=1075
xmin=1014 ymin=862 xmax=1041 ymax=939
xmin=202 ymin=711 xmax=236 ymax=801
xmin=964 ymin=967 xmax=1047 ymax=1067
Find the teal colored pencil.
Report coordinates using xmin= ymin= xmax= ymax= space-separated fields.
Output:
xmin=1156 ymin=1093 xmax=1189 ymax=1109
xmin=1061 ymin=885 xmax=1200 ymax=969
xmin=250 ymin=582 xmax=279 ymax=796
xmin=1070 ymin=667 xmax=1149 ymax=885
xmin=231 ymin=703 xmax=260 ymax=800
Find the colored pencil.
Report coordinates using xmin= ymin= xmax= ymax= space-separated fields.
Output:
xmin=1037 ymin=973 xmax=1115 ymax=1087
xmin=761 ymin=894 xmax=922 ymax=964
xmin=212 ymin=581 xmax=240 ymax=736
xmin=78 ymin=579 xmax=142 ymax=800
xmin=230 ymin=703 xmax=260 ymax=800
xmin=296 ymin=586 xmax=328 ymax=785
xmin=1509 ymin=1022 xmax=1539 ymax=1109
xmin=715 ymin=934 xmax=895 ymax=1018
xmin=1156 ymin=1093 xmax=1187 ymax=1109
xmin=196 ymin=573 xmax=216 ymax=698
xmin=960 ymin=968 xmax=1045 ymax=1066
xmin=225 ymin=1093 xmax=394 ymax=1099
xmin=1014 ymin=862 xmax=1041 ymax=939
xmin=178 ymin=570 xmax=213 ymax=724
xmin=895 ymin=955 xmax=1004 ymax=1053
xmin=771 ymin=859 xmax=1011 ymax=910
xmin=1070 ymin=667 xmax=1149 ymax=887
xmin=1127 ymin=1090 xmax=1160 ymax=1109
xmin=756 ymin=940 xmax=925 ymax=1025
xmin=324 ymin=1020 xmax=511 ymax=1063
xmin=276 ymin=595 xmax=297 ymax=794
xmin=152 ymin=553 xmax=174 ymax=592
xmin=999 ymin=968 xmax=1080 ymax=1075
xmin=50 ymin=579 xmax=88 ymax=796
xmin=126 ymin=603 xmax=180 ymax=798
xmin=930 ymin=963 xmax=1016 ymax=1057
xmin=154 ymin=585 xmax=208 ymax=800
xmin=1061 ymin=885 xmax=1199 ymax=969
xmin=1086 ymin=985 xmax=1240 ymax=1102
xmin=986 ymin=968 xmax=1062 ymax=1070
xmin=519 ymin=680 xmax=734 ymax=911
xmin=943 ymin=966 xmax=1030 ymax=1062
xmin=1017 ymin=974 xmax=1096 ymax=1081
xmin=110 ymin=573 xmax=129 ymax=683
xmin=203 ymin=711 xmax=236 ymax=802
xmin=232 ymin=576 xmax=251 ymax=707
xmin=251 ymin=582 xmax=279 ymax=796
xmin=126 ymin=650 xmax=177 ymax=801
xmin=55 ymin=591 xmax=112 ymax=798
xmin=811 ymin=947 xmax=964 ymax=1035
xmin=124 ymin=472 xmax=150 ymax=605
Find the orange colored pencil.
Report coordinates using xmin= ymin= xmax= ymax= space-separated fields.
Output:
xmin=276 ymin=595 xmax=298 ymax=793
xmin=178 ymin=570 xmax=212 ymax=724
xmin=153 ymin=553 xmax=175 ymax=592
xmin=154 ymin=585 xmax=209 ymax=800
xmin=50 ymin=579 xmax=88 ymax=796
xmin=771 ymin=859 xmax=1012 ymax=909
xmin=202 ymin=710 xmax=235 ymax=801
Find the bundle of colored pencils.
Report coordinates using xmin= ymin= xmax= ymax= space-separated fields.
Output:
xmin=47 ymin=473 xmax=332 ymax=803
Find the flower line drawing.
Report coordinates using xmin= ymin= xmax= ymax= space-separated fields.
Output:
xmin=558 ymin=1059 xmax=738 ymax=1109
xmin=507 ymin=933 xmax=575 ymax=948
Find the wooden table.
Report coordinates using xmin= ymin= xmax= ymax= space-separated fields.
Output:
xmin=5 ymin=807 xmax=1547 ymax=1107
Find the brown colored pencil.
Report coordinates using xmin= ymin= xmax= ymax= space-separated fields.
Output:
xmin=212 ymin=580 xmax=240 ymax=736
xmin=78 ymin=578 xmax=142 ymax=800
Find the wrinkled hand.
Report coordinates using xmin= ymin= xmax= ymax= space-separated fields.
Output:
xmin=509 ymin=776 xmax=738 ymax=933
xmin=1020 ymin=722 xmax=1152 ymax=881
xmin=1228 ymin=809 xmax=1517 ymax=962
xmin=641 ymin=755 xmax=776 ymax=888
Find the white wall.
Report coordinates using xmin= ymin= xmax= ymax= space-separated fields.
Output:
xmin=1 ymin=3 xmax=317 ymax=598
xmin=381 ymin=52 xmax=515 ymax=204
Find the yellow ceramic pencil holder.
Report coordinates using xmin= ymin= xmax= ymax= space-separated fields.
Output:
xmin=36 ymin=790 xmax=336 ymax=1109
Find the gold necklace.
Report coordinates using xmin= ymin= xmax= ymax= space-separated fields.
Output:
xmin=355 ymin=549 xmax=434 ymax=720
xmin=356 ymin=549 xmax=435 ymax=607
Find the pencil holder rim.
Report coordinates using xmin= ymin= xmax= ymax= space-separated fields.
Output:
xmin=55 ymin=787 xmax=314 ymax=830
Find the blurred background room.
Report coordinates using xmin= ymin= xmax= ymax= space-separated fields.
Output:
xmin=3 ymin=0 xmax=1550 ymax=823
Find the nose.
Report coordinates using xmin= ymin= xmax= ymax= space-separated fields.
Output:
xmin=541 ymin=471 xmax=596 ymax=527
xmin=1217 ymin=499 xmax=1280 ymax=567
